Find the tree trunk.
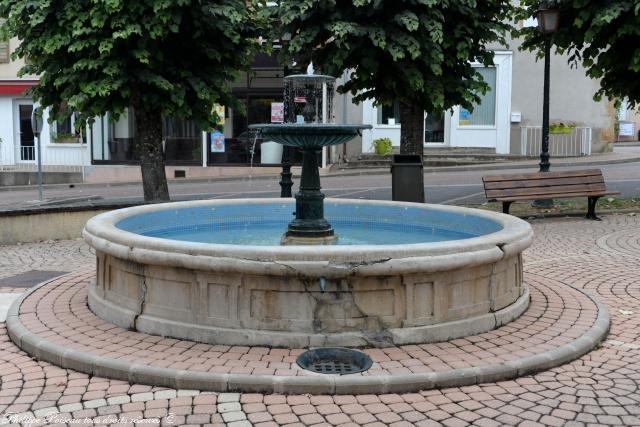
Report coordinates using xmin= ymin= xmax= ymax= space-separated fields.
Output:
xmin=134 ymin=106 xmax=170 ymax=202
xmin=399 ymin=102 xmax=424 ymax=156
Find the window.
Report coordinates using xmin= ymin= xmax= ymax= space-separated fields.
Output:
xmin=91 ymin=110 xmax=137 ymax=162
xmin=459 ymin=67 xmax=497 ymax=126
xmin=163 ymin=116 xmax=202 ymax=164
xmin=0 ymin=41 xmax=9 ymax=64
xmin=52 ymin=111 xmax=82 ymax=143
xmin=424 ymin=114 xmax=445 ymax=143
xmin=377 ymin=102 xmax=400 ymax=125
xmin=57 ymin=115 xmax=72 ymax=134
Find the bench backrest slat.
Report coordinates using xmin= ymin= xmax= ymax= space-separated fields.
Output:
xmin=482 ymin=169 xmax=603 ymax=183
xmin=485 ymin=183 xmax=607 ymax=198
xmin=483 ymin=174 xmax=604 ymax=190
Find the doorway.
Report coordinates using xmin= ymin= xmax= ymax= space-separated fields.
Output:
xmin=15 ymin=102 xmax=35 ymax=162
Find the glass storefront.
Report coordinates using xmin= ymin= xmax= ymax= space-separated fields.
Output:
xmin=91 ymin=110 xmax=135 ymax=163
xmin=91 ymin=109 xmax=203 ymax=165
xmin=90 ymin=54 xmax=305 ymax=167
xmin=163 ymin=116 xmax=202 ymax=165
xmin=208 ymin=93 xmax=303 ymax=166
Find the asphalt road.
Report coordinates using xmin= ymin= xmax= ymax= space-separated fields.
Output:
xmin=1 ymin=160 xmax=640 ymax=209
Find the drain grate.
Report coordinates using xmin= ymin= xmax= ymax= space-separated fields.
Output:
xmin=297 ymin=347 xmax=373 ymax=375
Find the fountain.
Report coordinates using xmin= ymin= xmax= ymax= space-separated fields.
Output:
xmin=83 ymin=69 xmax=533 ymax=348
xmin=249 ymin=68 xmax=369 ymax=244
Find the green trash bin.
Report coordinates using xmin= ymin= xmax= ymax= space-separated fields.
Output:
xmin=391 ymin=154 xmax=425 ymax=203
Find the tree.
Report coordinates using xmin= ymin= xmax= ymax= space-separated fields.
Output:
xmin=518 ymin=0 xmax=640 ymax=107
xmin=0 ymin=0 xmax=263 ymax=201
xmin=274 ymin=0 xmax=513 ymax=155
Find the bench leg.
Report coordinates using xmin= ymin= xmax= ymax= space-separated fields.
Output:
xmin=502 ymin=201 xmax=513 ymax=214
xmin=586 ymin=196 xmax=602 ymax=221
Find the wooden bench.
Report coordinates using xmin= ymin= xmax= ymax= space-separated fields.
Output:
xmin=482 ymin=169 xmax=619 ymax=220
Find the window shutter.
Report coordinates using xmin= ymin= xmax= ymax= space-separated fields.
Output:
xmin=0 ymin=41 xmax=9 ymax=63
xmin=0 ymin=18 xmax=8 ymax=63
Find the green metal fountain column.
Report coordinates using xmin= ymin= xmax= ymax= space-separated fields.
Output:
xmin=248 ymin=123 xmax=371 ymax=245
xmin=283 ymin=148 xmax=336 ymax=244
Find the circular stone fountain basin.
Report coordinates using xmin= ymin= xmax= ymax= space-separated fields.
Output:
xmin=83 ymin=199 xmax=533 ymax=348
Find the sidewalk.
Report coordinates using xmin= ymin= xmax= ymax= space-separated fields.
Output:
xmin=332 ymin=145 xmax=640 ymax=177
xmin=2 ymin=146 xmax=640 ymax=193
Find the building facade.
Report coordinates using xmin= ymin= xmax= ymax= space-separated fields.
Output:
xmin=0 ymin=31 xmax=624 ymax=184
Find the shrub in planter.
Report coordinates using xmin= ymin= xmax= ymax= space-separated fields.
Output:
xmin=549 ymin=120 xmax=577 ymax=135
xmin=372 ymin=138 xmax=393 ymax=155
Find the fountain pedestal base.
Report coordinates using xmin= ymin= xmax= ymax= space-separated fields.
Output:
xmin=283 ymin=148 xmax=338 ymax=245
xmin=281 ymin=232 xmax=338 ymax=245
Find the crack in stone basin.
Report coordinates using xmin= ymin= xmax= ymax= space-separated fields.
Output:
xmin=82 ymin=198 xmax=533 ymax=347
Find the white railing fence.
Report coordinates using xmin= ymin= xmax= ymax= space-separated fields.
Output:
xmin=520 ymin=126 xmax=592 ymax=157
xmin=20 ymin=146 xmax=35 ymax=161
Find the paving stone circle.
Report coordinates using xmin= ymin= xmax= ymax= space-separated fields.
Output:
xmin=0 ymin=214 xmax=639 ymax=426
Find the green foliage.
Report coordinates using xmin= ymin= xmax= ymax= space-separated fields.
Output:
xmin=0 ymin=0 xmax=265 ymax=127
xmin=372 ymin=137 xmax=393 ymax=155
xmin=517 ymin=0 xmax=640 ymax=108
xmin=273 ymin=0 xmax=514 ymax=116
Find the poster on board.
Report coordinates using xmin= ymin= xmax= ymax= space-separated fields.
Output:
xmin=459 ymin=109 xmax=471 ymax=125
xmin=619 ymin=121 xmax=636 ymax=137
xmin=210 ymin=131 xmax=225 ymax=153
xmin=271 ymin=102 xmax=284 ymax=123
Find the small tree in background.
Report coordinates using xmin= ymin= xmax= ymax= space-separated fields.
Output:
xmin=518 ymin=0 xmax=640 ymax=107
xmin=274 ymin=0 xmax=514 ymax=156
xmin=1 ymin=0 xmax=264 ymax=201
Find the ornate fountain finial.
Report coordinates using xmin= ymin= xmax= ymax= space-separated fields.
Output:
xmin=306 ymin=62 xmax=314 ymax=76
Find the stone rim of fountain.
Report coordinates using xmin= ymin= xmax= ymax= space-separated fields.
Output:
xmin=83 ymin=198 xmax=532 ymax=268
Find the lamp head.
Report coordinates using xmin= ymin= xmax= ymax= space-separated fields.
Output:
xmin=537 ymin=3 xmax=560 ymax=35
xmin=31 ymin=106 xmax=43 ymax=136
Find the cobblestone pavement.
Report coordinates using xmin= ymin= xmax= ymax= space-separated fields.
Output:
xmin=1 ymin=214 xmax=640 ymax=426
xmin=0 ymin=239 xmax=93 ymax=282
xmin=11 ymin=271 xmax=599 ymax=379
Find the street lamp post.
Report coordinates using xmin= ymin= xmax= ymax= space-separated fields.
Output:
xmin=534 ymin=4 xmax=560 ymax=207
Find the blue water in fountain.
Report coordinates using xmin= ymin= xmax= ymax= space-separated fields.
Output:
xmin=116 ymin=202 xmax=502 ymax=246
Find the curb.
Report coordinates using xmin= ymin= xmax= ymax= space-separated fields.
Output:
xmin=6 ymin=277 xmax=609 ymax=395
xmin=334 ymin=154 xmax=640 ymax=177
